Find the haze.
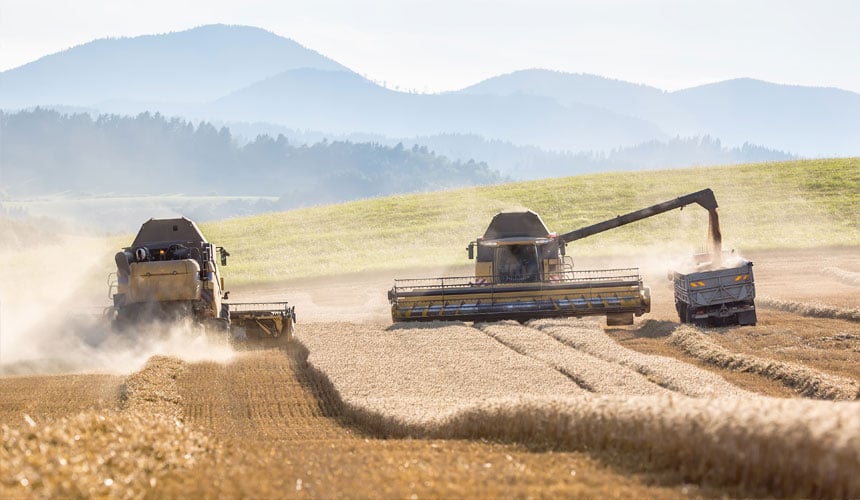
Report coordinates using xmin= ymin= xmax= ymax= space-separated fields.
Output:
xmin=2 ymin=0 xmax=859 ymax=94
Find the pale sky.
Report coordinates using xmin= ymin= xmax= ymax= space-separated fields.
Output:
xmin=1 ymin=0 xmax=858 ymax=94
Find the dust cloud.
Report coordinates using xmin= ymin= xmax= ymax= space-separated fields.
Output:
xmin=570 ymin=237 xmax=752 ymax=282
xmin=0 ymin=231 xmax=234 ymax=376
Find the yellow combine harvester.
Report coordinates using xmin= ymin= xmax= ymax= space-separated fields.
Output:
xmin=388 ymin=189 xmax=721 ymax=325
xmin=108 ymin=217 xmax=295 ymax=342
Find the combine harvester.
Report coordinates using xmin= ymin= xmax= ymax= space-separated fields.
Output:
xmin=389 ymin=188 xmax=756 ymax=326
xmin=108 ymin=217 xmax=295 ymax=342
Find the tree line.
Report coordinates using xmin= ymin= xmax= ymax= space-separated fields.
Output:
xmin=0 ymin=109 xmax=503 ymax=207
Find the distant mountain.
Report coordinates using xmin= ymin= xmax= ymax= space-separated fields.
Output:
xmin=459 ymin=69 xmax=669 ymax=120
xmin=0 ymin=24 xmax=349 ymax=109
xmin=2 ymin=25 xmax=856 ymax=172
xmin=461 ymin=70 xmax=860 ymax=157
xmin=667 ymin=78 xmax=860 ymax=157
xmin=209 ymin=68 xmax=664 ymax=151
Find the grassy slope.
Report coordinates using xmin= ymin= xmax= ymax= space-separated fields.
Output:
xmin=201 ymin=158 xmax=858 ymax=284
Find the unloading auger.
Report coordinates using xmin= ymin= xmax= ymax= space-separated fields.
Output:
xmin=388 ymin=189 xmax=722 ymax=325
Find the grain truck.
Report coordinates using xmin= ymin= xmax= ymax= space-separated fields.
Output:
xmin=671 ymin=253 xmax=757 ymax=326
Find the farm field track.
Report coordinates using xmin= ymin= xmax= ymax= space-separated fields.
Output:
xmin=1 ymin=246 xmax=858 ymax=498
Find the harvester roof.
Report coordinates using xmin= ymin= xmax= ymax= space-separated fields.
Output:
xmin=482 ymin=210 xmax=552 ymax=240
xmin=131 ymin=217 xmax=207 ymax=247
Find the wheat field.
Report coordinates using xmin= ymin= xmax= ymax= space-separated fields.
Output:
xmin=2 ymin=158 xmax=859 ymax=497
xmin=294 ymin=315 xmax=860 ymax=498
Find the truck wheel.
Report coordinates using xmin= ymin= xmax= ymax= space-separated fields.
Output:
xmin=685 ymin=307 xmax=695 ymax=325
xmin=676 ymin=302 xmax=688 ymax=323
xmin=737 ymin=310 xmax=757 ymax=326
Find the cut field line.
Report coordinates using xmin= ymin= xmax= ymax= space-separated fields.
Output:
xmin=476 ymin=321 xmax=669 ymax=396
xmin=298 ymin=321 xmax=587 ymax=427
xmin=669 ymin=325 xmax=860 ymax=400
xmin=758 ymin=297 xmax=860 ymax=322
xmin=823 ymin=266 xmax=860 ymax=286
xmin=530 ymin=318 xmax=751 ymax=398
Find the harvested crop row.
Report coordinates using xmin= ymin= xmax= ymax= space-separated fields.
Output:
xmin=823 ymin=266 xmax=860 ymax=286
xmin=529 ymin=318 xmax=750 ymax=397
xmin=758 ymin=296 xmax=860 ymax=322
xmin=477 ymin=321 xmax=669 ymax=396
xmin=169 ymin=344 xmax=710 ymax=499
xmin=122 ymin=355 xmax=186 ymax=418
xmin=298 ymin=328 xmax=860 ymax=499
xmin=428 ymin=395 xmax=860 ymax=499
xmin=1 ymin=357 xmax=215 ymax=499
xmin=176 ymin=348 xmax=353 ymax=442
xmin=298 ymin=321 xmax=585 ymax=427
xmin=669 ymin=325 xmax=860 ymax=400
xmin=0 ymin=411 xmax=214 ymax=500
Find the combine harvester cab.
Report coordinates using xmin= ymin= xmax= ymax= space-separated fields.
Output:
xmin=389 ymin=211 xmax=651 ymax=325
xmin=108 ymin=217 xmax=295 ymax=342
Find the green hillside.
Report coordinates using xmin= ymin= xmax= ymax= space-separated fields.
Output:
xmin=202 ymin=158 xmax=859 ymax=284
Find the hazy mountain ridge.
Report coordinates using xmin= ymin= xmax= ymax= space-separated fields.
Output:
xmin=0 ymin=24 xmax=350 ymax=109
xmin=0 ymin=23 xmax=853 ymax=187
xmin=462 ymin=69 xmax=860 ymax=157
xmin=668 ymin=78 xmax=860 ymax=156
xmin=209 ymin=68 xmax=664 ymax=151
xmin=459 ymin=69 xmax=668 ymax=118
